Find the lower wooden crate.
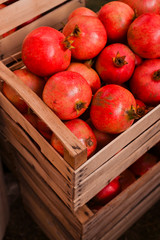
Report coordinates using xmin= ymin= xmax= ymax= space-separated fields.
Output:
xmin=1 ymin=133 xmax=160 ymax=240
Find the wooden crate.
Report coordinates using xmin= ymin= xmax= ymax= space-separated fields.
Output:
xmin=0 ymin=0 xmax=160 ymax=216
xmin=1 ymin=138 xmax=160 ymax=240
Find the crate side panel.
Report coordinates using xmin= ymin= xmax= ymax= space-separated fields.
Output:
xmin=21 ymin=184 xmax=75 ymax=240
xmin=17 ymin=161 xmax=82 ymax=239
xmin=82 ymin=162 xmax=160 ymax=239
xmin=75 ymin=105 xmax=160 ymax=183
xmin=0 ymin=105 xmax=74 ymax=183
xmin=74 ymin=129 xmax=160 ymax=209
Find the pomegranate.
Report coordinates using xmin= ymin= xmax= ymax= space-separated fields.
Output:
xmin=67 ymin=62 xmax=101 ymax=94
xmin=0 ymin=4 xmax=17 ymax=38
xmin=134 ymin=53 xmax=143 ymax=67
xmin=98 ymin=1 xmax=135 ymax=43
xmin=91 ymin=177 xmax=121 ymax=205
xmin=37 ymin=117 xmax=52 ymax=141
xmin=86 ymin=119 xmax=116 ymax=151
xmin=22 ymin=26 xmax=71 ymax=77
xmin=42 ymin=71 xmax=92 ymax=120
xmin=130 ymin=59 xmax=160 ymax=106
xmin=23 ymin=111 xmax=38 ymax=129
xmin=118 ymin=0 xmax=160 ymax=16
xmin=90 ymin=84 xmax=137 ymax=134
xmin=68 ymin=7 xmax=97 ymax=21
xmin=2 ymin=68 xmax=45 ymax=113
xmin=119 ymin=169 xmax=136 ymax=190
xmin=135 ymin=99 xmax=147 ymax=118
xmin=51 ymin=119 xmax=97 ymax=158
xmin=95 ymin=43 xmax=135 ymax=84
xmin=127 ymin=13 xmax=160 ymax=59
xmin=62 ymin=15 xmax=107 ymax=60
xmin=130 ymin=152 xmax=158 ymax=177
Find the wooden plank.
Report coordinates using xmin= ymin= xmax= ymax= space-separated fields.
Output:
xmin=73 ymin=130 xmax=160 ymax=209
xmin=75 ymin=104 xmax=160 ymax=184
xmin=0 ymin=0 xmax=85 ymax=58
xmin=0 ymin=61 xmax=87 ymax=169
xmin=0 ymin=123 xmax=75 ymax=209
xmin=17 ymin=162 xmax=82 ymax=238
xmin=0 ymin=0 xmax=69 ymax=34
xmin=101 ymin=186 xmax=160 ymax=240
xmin=82 ymin=162 xmax=160 ymax=239
xmin=0 ymin=105 xmax=74 ymax=184
xmin=21 ymin=184 xmax=74 ymax=240
xmin=74 ymin=119 xmax=160 ymax=195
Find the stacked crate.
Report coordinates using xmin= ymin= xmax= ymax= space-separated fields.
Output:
xmin=0 ymin=1 xmax=160 ymax=239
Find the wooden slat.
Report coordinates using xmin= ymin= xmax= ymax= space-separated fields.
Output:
xmin=0 ymin=0 xmax=85 ymax=58
xmin=75 ymin=105 xmax=160 ymax=183
xmin=73 ymin=130 xmax=160 ymax=209
xmin=82 ymin=162 xmax=160 ymax=239
xmin=0 ymin=105 xmax=74 ymax=183
xmin=101 ymin=186 xmax=160 ymax=240
xmin=74 ymin=119 xmax=160 ymax=197
xmin=0 ymin=62 xmax=87 ymax=169
xmin=21 ymin=184 xmax=74 ymax=240
xmin=0 ymin=122 xmax=75 ymax=209
xmin=17 ymin=162 xmax=82 ymax=238
xmin=0 ymin=0 xmax=69 ymax=34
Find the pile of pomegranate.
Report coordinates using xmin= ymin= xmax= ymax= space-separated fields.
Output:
xmin=2 ymin=1 xmax=160 ymax=207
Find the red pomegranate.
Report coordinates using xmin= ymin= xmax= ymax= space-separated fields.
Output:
xmin=134 ymin=54 xmax=143 ymax=67
xmin=67 ymin=62 xmax=101 ymax=94
xmin=86 ymin=119 xmax=116 ymax=151
xmin=119 ymin=169 xmax=136 ymax=190
xmin=92 ymin=177 xmax=121 ymax=205
xmin=130 ymin=152 xmax=158 ymax=177
xmin=127 ymin=13 xmax=160 ymax=59
xmin=135 ymin=99 xmax=147 ymax=118
xmin=37 ymin=117 xmax=52 ymax=141
xmin=2 ymin=68 xmax=45 ymax=113
xmin=90 ymin=84 xmax=137 ymax=134
xmin=22 ymin=26 xmax=71 ymax=77
xmin=42 ymin=71 xmax=92 ymax=120
xmin=95 ymin=43 xmax=135 ymax=84
xmin=62 ymin=15 xmax=107 ymax=60
xmin=118 ymin=0 xmax=160 ymax=16
xmin=23 ymin=111 xmax=38 ymax=129
xmin=130 ymin=59 xmax=160 ymax=106
xmin=98 ymin=1 xmax=134 ymax=43
xmin=68 ymin=7 xmax=97 ymax=21
xmin=51 ymin=119 xmax=97 ymax=158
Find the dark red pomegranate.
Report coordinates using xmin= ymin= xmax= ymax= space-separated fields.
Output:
xmin=119 ymin=169 xmax=136 ymax=190
xmin=95 ymin=43 xmax=135 ymax=84
xmin=2 ymin=68 xmax=45 ymax=113
xmin=62 ymin=15 xmax=107 ymax=60
xmin=42 ymin=71 xmax=92 ymax=120
xmin=130 ymin=59 xmax=160 ymax=106
xmin=37 ymin=117 xmax=52 ymax=141
xmin=23 ymin=111 xmax=38 ymax=129
xmin=130 ymin=152 xmax=158 ymax=177
xmin=68 ymin=7 xmax=97 ymax=21
xmin=51 ymin=119 xmax=97 ymax=158
xmin=98 ymin=1 xmax=134 ymax=43
xmin=67 ymin=62 xmax=101 ymax=94
xmin=118 ymin=0 xmax=160 ymax=16
xmin=22 ymin=26 xmax=71 ymax=77
xmin=92 ymin=177 xmax=121 ymax=205
xmin=90 ymin=84 xmax=137 ymax=134
xmin=127 ymin=13 xmax=160 ymax=59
